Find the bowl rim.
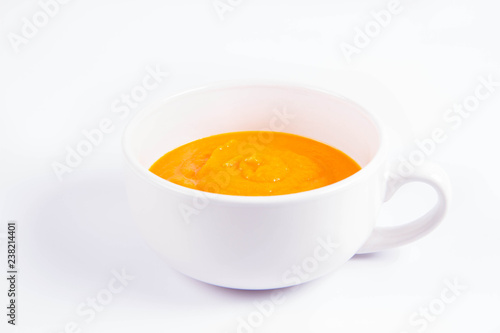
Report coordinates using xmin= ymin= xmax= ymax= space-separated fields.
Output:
xmin=122 ymin=80 xmax=388 ymax=204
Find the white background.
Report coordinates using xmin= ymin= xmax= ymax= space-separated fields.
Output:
xmin=1 ymin=0 xmax=500 ymax=332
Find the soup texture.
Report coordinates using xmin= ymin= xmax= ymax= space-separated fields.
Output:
xmin=149 ymin=131 xmax=361 ymax=196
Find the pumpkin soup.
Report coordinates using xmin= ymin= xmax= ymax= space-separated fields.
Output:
xmin=149 ymin=131 xmax=361 ymax=196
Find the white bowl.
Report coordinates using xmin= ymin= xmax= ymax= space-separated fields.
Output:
xmin=122 ymin=82 xmax=450 ymax=290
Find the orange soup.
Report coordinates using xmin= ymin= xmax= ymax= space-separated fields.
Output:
xmin=149 ymin=131 xmax=361 ymax=196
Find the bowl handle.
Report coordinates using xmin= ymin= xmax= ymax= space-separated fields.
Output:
xmin=357 ymin=162 xmax=451 ymax=254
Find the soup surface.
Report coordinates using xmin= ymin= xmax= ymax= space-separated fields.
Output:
xmin=149 ymin=131 xmax=361 ymax=196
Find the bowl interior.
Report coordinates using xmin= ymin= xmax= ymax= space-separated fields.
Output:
xmin=124 ymin=84 xmax=381 ymax=172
